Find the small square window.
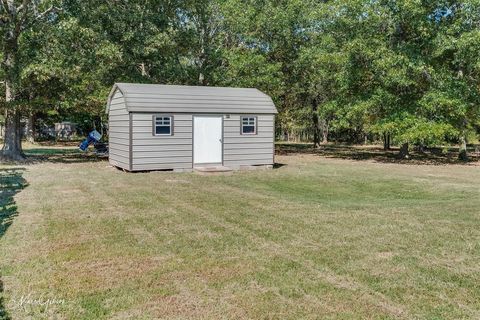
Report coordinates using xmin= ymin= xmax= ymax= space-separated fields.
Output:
xmin=154 ymin=116 xmax=173 ymax=136
xmin=241 ymin=116 xmax=256 ymax=135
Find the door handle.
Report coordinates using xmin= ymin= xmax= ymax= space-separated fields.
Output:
xmin=219 ymin=138 xmax=222 ymax=143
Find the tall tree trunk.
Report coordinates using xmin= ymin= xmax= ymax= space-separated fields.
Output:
xmin=383 ymin=133 xmax=391 ymax=150
xmin=25 ymin=112 xmax=35 ymax=143
xmin=458 ymin=136 xmax=468 ymax=161
xmin=320 ymin=118 xmax=328 ymax=144
xmin=398 ymin=142 xmax=409 ymax=159
xmin=2 ymin=79 xmax=24 ymax=161
xmin=1 ymin=11 xmax=24 ymax=161
xmin=2 ymin=108 xmax=24 ymax=160
xmin=312 ymin=99 xmax=320 ymax=148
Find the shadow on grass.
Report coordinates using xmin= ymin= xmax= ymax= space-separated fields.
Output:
xmin=276 ymin=143 xmax=480 ymax=165
xmin=24 ymin=148 xmax=106 ymax=164
xmin=0 ymin=168 xmax=27 ymax=320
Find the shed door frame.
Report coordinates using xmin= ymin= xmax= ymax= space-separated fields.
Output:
xmin=193 ymin=115 xmax=223 ymax=165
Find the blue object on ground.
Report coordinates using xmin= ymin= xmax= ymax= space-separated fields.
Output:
xmin=79 ymin=130 xmax=102 ymax=151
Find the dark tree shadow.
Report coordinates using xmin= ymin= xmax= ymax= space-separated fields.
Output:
xmin=276 ymin=143 xmax=480 ymax=165
xmin=24 ymin=148 xmax=107 ymax=164
xmin=0 ymin=168 xmax=27 ymax=320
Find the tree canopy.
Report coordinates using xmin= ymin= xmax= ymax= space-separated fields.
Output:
xmin=1 ymin=0 xmax=479 ymax=159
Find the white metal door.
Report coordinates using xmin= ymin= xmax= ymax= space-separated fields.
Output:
xmin=194 ymin=116 xmax=223 ymax=164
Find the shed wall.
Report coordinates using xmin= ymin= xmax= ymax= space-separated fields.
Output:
xmin=223 ymin=114 xmax=275 ymax=167
xmin=111 ymin=110 xmax=275 ymax=171
xmin=108 ymin=90 xmax=130 ymax=170
xmin=131 ymin=113 xmax=193 ymax=171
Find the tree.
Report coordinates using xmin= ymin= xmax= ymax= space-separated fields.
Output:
xmin=296 ymin=32 xmax=347 ymax=146
xmin=0 ymin=0 xmax=61 ymax=160
xmin=429 ymin=1 xmax=480 ymax=160
xmin=223 ymin=0 xmax=323 ymax=144
xmin=2 ymin=0 xmax=478 ymax=160
xmin=65 ymin=0 xmax=181 ymax=84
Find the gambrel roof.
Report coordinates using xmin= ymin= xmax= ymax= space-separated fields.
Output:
xmin=106 ymin=83 xmax=277 ymax=114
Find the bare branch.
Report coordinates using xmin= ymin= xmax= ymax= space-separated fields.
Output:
xmin=19 ymin=3 xmax=61 ymax=32
xmin=32 ymin=0 xmax=38 ymax=16
xmin=37 ymin=5 xmax=60 ymax=19
xmin=1 ymin=0 xmax=12 ymax=14
xmin=16 ymin=0 xmax=27 ymax=13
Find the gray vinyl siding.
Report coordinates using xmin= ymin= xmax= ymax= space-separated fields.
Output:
xmin=108 ymin=89 xmax=130 ymax=170
xmin=114 ymin=83 xmax=277 ymax=114
xmin=126 ymin=113 xmax=273 ymax=171
xmin=223 ymin=114 xmax=274 ymax=167
xmin=131 ymin=113 xmax=193 ymax=171
xmin=106 ymin=83 xmax=277 ymax=171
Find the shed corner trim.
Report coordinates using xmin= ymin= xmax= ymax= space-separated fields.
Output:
xmin=105 ymin=84 xmax=126 ymax=114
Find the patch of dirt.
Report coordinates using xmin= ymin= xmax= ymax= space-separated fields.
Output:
xmin=376 ymin=251 xmax=395 ymax=260
xmin=61 ymin=256 xmax=171 ymax=291
xmin=164 ymin=179 xmax=192 ymax=184
xmin=59 ymin=189 xmax=82 ymax=194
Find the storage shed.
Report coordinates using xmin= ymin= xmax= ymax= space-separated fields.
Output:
xmin=106 ymin=83 xmax=277 ymax=171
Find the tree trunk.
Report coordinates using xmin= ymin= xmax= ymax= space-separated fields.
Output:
xmin=25 ymin=112 xmax=35 ymax=143
xmin=398 ymin=142 xmax=409 ymax=159
xmin=139 ymin=62 xmax=147 ymax=77
xmin=1 ymin=79 xmax=24 ymax=161
xmin=0 ymin=0 xmax=26 ymax=161
xmin=320 ymin=118 xmax=328 ymax=144
xmin=417 ymin=143 xmax=425 ymax=153
xmin=322 ymin=128 xmax=328 ymax=144
xmin=2 ymin=108 xmax=24 ymax=161
xmin=458 ymin=136 xmax=468 ymax=161
xmin=312 ymin=99 xmax=321 ymax=148
xmin=383 ymin=133 xmax=391 ymax=150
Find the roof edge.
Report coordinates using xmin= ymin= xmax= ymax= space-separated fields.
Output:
xmin=106 ymin=83 xmax=277 ymax=114
xmin=105 ymin=84 xmax=126 ymax=114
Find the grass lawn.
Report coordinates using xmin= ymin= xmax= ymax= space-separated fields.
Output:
xmin=0 ymin=145 xmax=479 ymax=319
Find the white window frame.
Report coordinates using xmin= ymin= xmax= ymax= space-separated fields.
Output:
xmin=153 ymin=115 xmax=173 ymax=136
xmin=241 ymin=116 xmax=257 ymax=135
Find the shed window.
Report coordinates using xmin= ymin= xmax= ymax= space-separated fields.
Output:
xmin=241 ymin=116 xmax=257 ymax=135
xmin=154 ymin=116 xmax=173 ymax=136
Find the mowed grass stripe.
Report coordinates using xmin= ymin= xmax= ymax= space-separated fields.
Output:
xmin=0 ymin=152 xmax=479 ymax=319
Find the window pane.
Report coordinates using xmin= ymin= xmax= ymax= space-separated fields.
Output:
xmin=155 ymin=117 xmax=170 ymax=125
xmin=241 ymin=117 xmax=256 ymax=134
xmin=156 ymin=125 xmax=171 ymax=135
xmin=154 ymin=116 xmax=172 ymax=135
xmin=242 ymin=125 xmax=255 ymax=134
xmin=242 ymin=117 xmax=255 ymax=125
